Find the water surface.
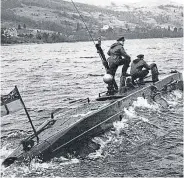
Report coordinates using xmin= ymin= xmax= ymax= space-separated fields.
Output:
xmin=1 ymin=38 xmax=183 ymax=177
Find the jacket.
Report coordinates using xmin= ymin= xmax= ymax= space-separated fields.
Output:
xmin=130 ymin=58 xmax=150 ymax=75
xmin=107 ymin=42 xmax=130 ymax=67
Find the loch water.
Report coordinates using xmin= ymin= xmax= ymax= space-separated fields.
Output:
xmin=1 ymin=38 xmax=183 ymax=177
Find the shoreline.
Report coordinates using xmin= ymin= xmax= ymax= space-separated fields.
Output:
xmin=1 ymin=36 xmax=183 ymax=46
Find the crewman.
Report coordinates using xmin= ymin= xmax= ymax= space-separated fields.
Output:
xmin=130 ymin=54 xmax=159 ymax=85
xmin=107 ymin=36 xmax=131 ymax=94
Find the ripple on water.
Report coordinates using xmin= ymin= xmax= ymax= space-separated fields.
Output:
xmin=1 ymin=39 xmax=183 ymax=177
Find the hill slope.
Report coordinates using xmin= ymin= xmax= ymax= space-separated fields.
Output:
xmin=1 ymin=0 xmax=183 ymax=43
xmin=2 ymin=0 xmax=183 ymax=30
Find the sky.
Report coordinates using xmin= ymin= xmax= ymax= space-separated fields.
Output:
xmin=68 ymin=0 xmax=183 ymax=6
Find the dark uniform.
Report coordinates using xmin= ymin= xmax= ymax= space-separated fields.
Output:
xmin=107 ymin=37 xmax=131 ymax=92
xmin=130 ymin=54 xmax=159 ymax=84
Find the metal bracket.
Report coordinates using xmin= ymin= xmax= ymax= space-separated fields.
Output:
xmin=98 ymin=91 xmax=107 ymax=97
xmin=21 ymin=139 xmax=34 ymax=151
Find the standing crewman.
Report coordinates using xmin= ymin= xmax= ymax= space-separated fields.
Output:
xmin=107 ymin=37 xmax=131 ymax=94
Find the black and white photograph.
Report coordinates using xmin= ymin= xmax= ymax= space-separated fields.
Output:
xmin=1 ymin=0 xmax=183 ymax=177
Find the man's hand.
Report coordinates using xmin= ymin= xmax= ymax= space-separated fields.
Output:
xmin=126 ymin=55 xmax=131 ymax=60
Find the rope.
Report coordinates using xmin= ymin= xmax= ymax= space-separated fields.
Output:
xmin=71 ymin=0 xmax=96 ymax=45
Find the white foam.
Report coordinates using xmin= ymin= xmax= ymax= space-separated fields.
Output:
xmin=72 ymin=111 xmax=93 ymax=117
xmin=30 ymin=160 xmax=49 ymax=170
xmin=172 ymin=90 xmax=183 ymax=99
xmin=138 ymin=116 xmax=149 ymax=123
xmin=30 ymin=156 xmax=79 ymax=169
xmin=166 ymin=99 xmax=178 ymax=106
xmin=88 ymin=150 xmax=104 ymax=159
xmin=0 ymin=144 xmax=14 ymax=158
xmin=162 ymin=90 xmax=183 ymax=107
xmin=0 ymin=144 xmax=16 ymax=176
xmin=88 ymin=135 xmax=113 ymax=159
xmin=52 ymin=156 xmax=68 ymax=162
xmin=1 ymin=162 xmax=31 ymax=177
xmin=6 ymin=131 xmax=27 ymax=139
xmin=59 ymin=158 xmax=79 ymax=165
xmin=1 ymin=174 xmax=17 ymax=178
xmin=133 ymin=97 xmax=159 ymax=110
xmin=124 ymin=107 xmax=136 ymax=118
xmin=113 ymin=118 xmax=128 ymax=136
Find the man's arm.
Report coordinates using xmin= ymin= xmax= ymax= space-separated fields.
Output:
xmin=107 ymin=49 xmax=111 ymax=56
xmin=143 ymin=61 xmax=151 ymax=70
xmin=95 ymin=42 xmax=109 ymax=70
xmin=119 ymin=46 xmax=130 ymax=59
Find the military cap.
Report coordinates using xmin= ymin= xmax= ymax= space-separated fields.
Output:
xmin=117 ymin=36 xmax=125 ymax=41
xmin=137 ymin=54 xmax=144 ymax=58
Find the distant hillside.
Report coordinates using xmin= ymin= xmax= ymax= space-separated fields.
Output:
xmin=1 ymin=0 xmax=102 ymax=33
xmin=2 ymin=0 xmax=183 ymax=29
xmin=106 ymin=2 xmax=183 ymax=29
xmin=1 ymin=0 xmax=183 ymax=43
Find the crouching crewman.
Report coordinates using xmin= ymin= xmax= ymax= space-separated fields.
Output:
xmin=130 ymin=54 xmax=159 ymax=85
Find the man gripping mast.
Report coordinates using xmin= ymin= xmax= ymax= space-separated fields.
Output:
xmin=107 ymin=37 xmax=131 ymax=94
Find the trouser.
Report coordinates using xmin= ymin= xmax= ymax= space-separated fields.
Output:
xmin=107 ymin=66 xmax=118 ymax=92
xmin=118 ymin=56 xmax=131 ymax=76
xmin=150 ymin=63 xmax=159 ymax=82
xmin=107 ymin=56 xmax=131 ymax=91
xmin=131 ymin=63 xmax=159 ymax=83
xmin=132 ymin=69 xmax=149 ymax=82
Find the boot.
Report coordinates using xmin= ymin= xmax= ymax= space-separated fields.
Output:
xmin=152 ymin=74 xmax=159 ymax=83
xmin=138 ymin=78 xmax=145 ymax=85
xmin=112 ymin=79 xmax=118 ymax=91
xmin=150 ymin=63 xmax=159 ymax=82
xmin=126 ymin=77 xmax=135 ymax=89
xmin=120 ymin=76 xmax=126 ymax=87
xmin=131 ymin=77 xmax=136 ymax=86
xmin=119 ymin=76 xmax=126 ymax=94
xmin=107 ymin=84 xmax=116 ymax=95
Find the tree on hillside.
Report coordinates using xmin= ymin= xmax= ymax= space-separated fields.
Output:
xmin=1 ymin=28 xmax=11 ymax=44
xmin=36 ymin=31 xmax=42 ymax=40
xmin=42 ymin=32 xmax=49 ymax=42
xmin=107 ymin=27 xmax=113 ymax=33
xmin=174 ymin=27 xmax=177 ymax=32
xmin=1 ymin=28 xmax=6 ymax=43
xmin=23 ymin=24 xmax=26 ymax=28
xmin=18 ymin=24 xmax=21 ymax=29
xmin=76 ymin=22 xmax=80 ymax=31
xmin=168 ymin=26 xmax=171 ymax=31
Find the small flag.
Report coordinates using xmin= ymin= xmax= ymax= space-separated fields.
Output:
xmin=1 ymin=87 xmax=22 ymax=117
xmin=1 ymin=86 xmax=39 ymax=142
